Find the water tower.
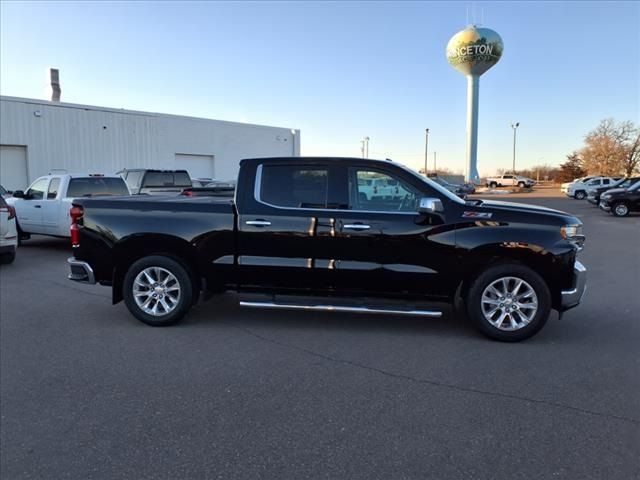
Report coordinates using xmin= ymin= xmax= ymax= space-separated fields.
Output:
xmin=446 ymin=26 xmax=503 ymax=184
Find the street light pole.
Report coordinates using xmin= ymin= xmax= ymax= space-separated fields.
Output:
xmin=365 ymin=137 xmax=370 ymax=159
xmin=433 ymin=151 xmax=437 ymax=173
xmin=511 ymin=122 xmax=520 ymax=176
xmin=424 ymin=129 xmax=429 ymax=175
xmin=360 ymin=139 xmax=365 ymax=159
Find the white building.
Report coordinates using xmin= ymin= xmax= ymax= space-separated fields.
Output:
xmin=0 ymin=96 xmax=300 ymax=191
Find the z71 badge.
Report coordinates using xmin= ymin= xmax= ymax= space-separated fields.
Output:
xmin=462 ymin=211 xmax=492 ymax=219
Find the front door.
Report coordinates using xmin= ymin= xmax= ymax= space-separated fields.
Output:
xmin=332 ymin=166 xmax=456 ymax=299
xmin=16 ymin=177 xmax=48 ymax=234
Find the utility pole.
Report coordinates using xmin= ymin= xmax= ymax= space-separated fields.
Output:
xmin=360 ymin=139 xmax=365 ymax=158
xmin=365 ymin=137 xmax=370 ymax=159
xmin=424 ymin=128 xmax=430 ymax=175
xmin=433 ymin=151 xmax=437 ymax=174
xmin=511 ymin=122 xmax=520 ymax=175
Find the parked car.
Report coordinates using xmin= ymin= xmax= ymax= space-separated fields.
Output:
xmin=7 ymin=173 xmax=129 ymax=239
xmin=486 ymin=174 xmax=535 ymax=189
xmin=430 ymin=176 xmax=468 ymax=198
xmin=0 ymin=196 xmax=18 ymax=264
xmin=118 ymin=169 xmax=192 ymax=195
xmin=566 ymin=176 xmax=619 ymax=200
xmin=560 ymin=176 xmax=599 ymax=199
xmin=599 ymin=180 xmax=640 ymax=217
xmin=1 ymin=184 xmax=12 ymax=199
xmin=68 ymin=157 xmax=587 ymax=342
xmin=587 ymin=177 xmax=640 ymax=205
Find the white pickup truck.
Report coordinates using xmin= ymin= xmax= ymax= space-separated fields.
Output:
xmin=485 ymin=174 xmax=535 ymax=188
xmin=7 ymin=173 xmax=129 ymax=238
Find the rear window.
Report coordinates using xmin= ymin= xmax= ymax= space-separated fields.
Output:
xmin=0 ymin=185 xmax=7 ymax=196
xmin=67 ymin=177 xmax=130 ymax=197
xmin=142 ymin=172 xmax=192 ymax=188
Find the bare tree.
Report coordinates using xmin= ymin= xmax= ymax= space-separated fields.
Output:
xmin=580 ymin=119 xmax=639 ymax=176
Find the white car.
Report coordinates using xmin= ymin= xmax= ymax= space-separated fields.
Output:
xmin=7 ymin=173 xmax=130 ymax=239
xmin=0 ymin=196 xmax=18 ymax=264
xmin=486 ymin=174 xmax=535 ymax=188
xmin=563 ymin=176 xmax=617 ymax=200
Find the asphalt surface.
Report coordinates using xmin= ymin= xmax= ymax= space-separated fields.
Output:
xmin=1 ymin=194 xmax=639 ymax=479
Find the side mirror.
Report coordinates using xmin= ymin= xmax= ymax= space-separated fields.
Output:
xmin=12 ymin=190 xmax=25 ymax=198
xmin=419 ymin=197 xmax=444 ymax=213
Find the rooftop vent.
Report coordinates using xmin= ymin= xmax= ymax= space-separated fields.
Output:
xmin=50 ymin=68 xmax=61 ymax=102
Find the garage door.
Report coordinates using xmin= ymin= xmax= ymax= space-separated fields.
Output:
xmin=176 ymin=153 xmax=214 ymax=180
xmin=0 ymin=145 xmax=29 ymax=191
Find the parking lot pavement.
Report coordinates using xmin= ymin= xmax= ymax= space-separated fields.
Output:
xmin=1 ymin=195 xmax=639 ymax=480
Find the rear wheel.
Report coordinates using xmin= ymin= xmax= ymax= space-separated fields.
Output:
xmin=574 ymin=190 xmax=586 ymax=200
xmin=489 ymin=182 xmax=497 ymax=188
xmin=518 ymin=181 xmax=526 ymax=188
xmin=612 ymin=202 xmax=630 ymax=217
xmin=123 ymin=255 xmax=193 ymax=326
xmin=466 ymin=264 xmax=551 ymax=342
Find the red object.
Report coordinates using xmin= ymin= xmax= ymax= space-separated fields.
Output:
xmin=69 ymin=205 xmax=84 ymax=247
xmin=0 ymin=204 xmax=16 ymax=220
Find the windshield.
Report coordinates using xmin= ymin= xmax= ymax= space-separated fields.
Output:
xmin=629 ymin=181 xmax=640 ymax=191
xmin=395 ymin=163 xmax=465 ymax=204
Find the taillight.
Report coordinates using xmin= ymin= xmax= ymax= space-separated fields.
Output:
xmin=70 ymin=205 xmax=84 ymax=248
xmin=0 ymin=205 xmax=16 ymax=220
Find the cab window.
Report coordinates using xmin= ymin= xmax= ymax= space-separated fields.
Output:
xmin=349 ymin=169 xmax=420 ymax=212
xmin=26 ymin=178 xmax=48 ymax=200
xmin=259 ymin=165 xmax=329 ymax=209
xmin=47 ymin=178 xmax=60 ymax=199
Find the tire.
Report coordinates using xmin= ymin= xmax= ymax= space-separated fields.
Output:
xmin=0 ymin=250 xmax=16 ymax=264
xmin=574 ymin=190 xmax=586 ymax=200
xmin=489 ymin=182 xmax=497 ymax=188
xmin=518 ymin=181 xmax=526 ymax=188
xmin=465 ymin=263 xmax=551 ymax=342
xmin=123 ymin=255 xmax=194 ymax=326
xmin=16 ymin=222 xmax=30 ymax=246
xmin=611 ymin=202 xmax=630 ymax=217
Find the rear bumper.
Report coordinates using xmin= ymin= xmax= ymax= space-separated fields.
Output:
xmin=560 ymin=261 xmax=587 ymax=310
xmin=67 ymin=257 xmax=96 ymax=284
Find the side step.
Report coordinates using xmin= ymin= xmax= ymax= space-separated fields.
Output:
xmin=239 ymin=301 xmax=442 ymax=318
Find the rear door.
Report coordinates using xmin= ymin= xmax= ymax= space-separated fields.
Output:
xmin=41 ymin=177 xmax=62 ymax=235
xmin=236 ymin=161 xmax=342 ymax=293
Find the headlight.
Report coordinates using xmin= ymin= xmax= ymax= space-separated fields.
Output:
xmin=601 ymin=193 xmax=611 ymax=200
xmin=561 ymin=224 xmax=585 ymax=250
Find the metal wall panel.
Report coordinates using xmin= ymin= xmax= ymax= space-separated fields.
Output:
xmin=0 ymin=96 xmax=300 ymax=185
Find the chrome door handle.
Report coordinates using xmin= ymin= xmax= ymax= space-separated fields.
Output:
xmin=343 ymin=224 xmax=370 ymax=230
xmin=34 ymin=205 xmax=42 ymax=208
xmin=245 ymin=220 xmax=271 ymax=227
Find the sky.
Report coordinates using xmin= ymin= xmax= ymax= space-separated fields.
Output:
xmin=1 ymin=1 xmax=638 ymax=176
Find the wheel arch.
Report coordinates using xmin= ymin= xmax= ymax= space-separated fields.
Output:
xmin=112 ymin=234 xmax=201 ymax=305
xmin=457 ymin=244 xmax=565 ymax=310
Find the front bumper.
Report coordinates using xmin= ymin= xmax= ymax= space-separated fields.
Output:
xmin=599 ymin=200 xmax=611 ymax=212
xmin=560 ymin=260 xmax=587 ymax=309
xmin=67 ymin=257 xmax=96 ymax=284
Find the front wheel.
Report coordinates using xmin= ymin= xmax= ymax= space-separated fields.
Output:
xmin=123 ymin=255 xmax=194 ymax=326
xmin=612 ymin=202 xmax=630 ymax=217
xmin=574 ymin=190 xmax=586 ymax=200
xmin=466 ymin=264 xmax=551 ymax=342
xmin=518 ymin=181 xmax=526 ymax=188
xmin=489 ymin=182 xmax=497 ymax=188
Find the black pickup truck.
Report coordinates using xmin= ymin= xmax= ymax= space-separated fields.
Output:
xmin=68 ymin=157 xmax=587 ymax=341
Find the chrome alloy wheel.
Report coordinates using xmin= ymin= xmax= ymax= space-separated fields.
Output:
xmin=481 ymin=276 xmax=538 ymax=331
xmin=614 ymin=203 xmax=629 ymax=216
xmin=133 ymin=267 xmax=181 ymax=316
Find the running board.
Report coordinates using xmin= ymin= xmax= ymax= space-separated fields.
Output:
xmin=239 ymin=301 xmax=442 ymax=318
